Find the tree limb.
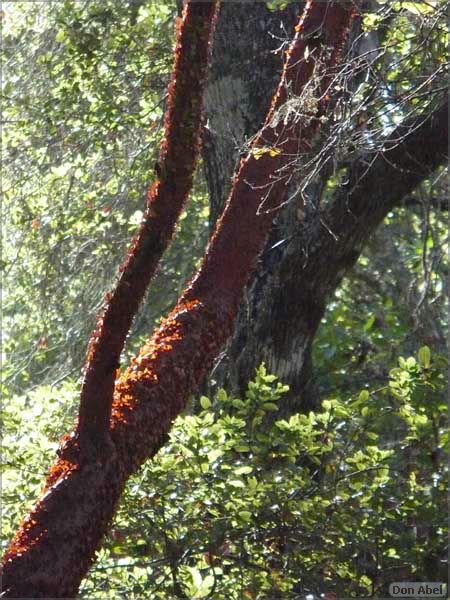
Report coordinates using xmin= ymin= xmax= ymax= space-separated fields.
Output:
xmin=321 ymin=101 xmax=448 ymax=291
xmin=215 ymin=101 xmax=447 ymax=413
xmin=77 ymin=1 xmax=219 ymax=439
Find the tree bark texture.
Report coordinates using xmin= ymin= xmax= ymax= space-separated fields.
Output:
xmin=202 ymin=1 xmax=302 ymax=226
xmin=78 ymin=1 xmax=219 ymax=437
xmin=1 ymin=2 xmax=357 ymax=596
xmin=213 ymin=102 xmax=448 ymax=417
xmin=202 ymin=4 xmax=448 ymax=415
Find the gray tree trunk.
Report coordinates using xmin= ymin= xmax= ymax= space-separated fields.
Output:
xmin=202 ymin=2 xmax=301 ymax=225
xmin=201 ymin=2 xmax=318 ymax=412
xmin=202 ymin=3 xmax=448 ymax=416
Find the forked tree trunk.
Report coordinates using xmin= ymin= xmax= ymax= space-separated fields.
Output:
xmin=1 ymin=2 xmax=357 ymax=596
xmin=201 ymin=1 xmax=321 ymax=410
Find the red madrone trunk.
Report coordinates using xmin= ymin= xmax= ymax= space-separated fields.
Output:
xmin=1 ymin=2 xmax=358 ymax=597
xmin=78 ymin=0 xmax=219 ymax=436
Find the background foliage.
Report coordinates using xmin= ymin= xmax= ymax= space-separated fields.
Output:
xmin=2 ymin=0 xmax=448 ymax=597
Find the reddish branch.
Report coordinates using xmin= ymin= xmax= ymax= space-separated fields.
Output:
xmin=77 ymin=0 xmax=219 ymax=436
xmin=1 ymin=2 xmax=358 ymax=597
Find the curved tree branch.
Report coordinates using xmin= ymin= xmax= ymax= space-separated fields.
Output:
xmin=77 ymin=1 xmax=219 ymax=438
xmin=214 ymin=101 xmax=447 ymax=413
xmin=321 ymin=101 xmax=448 ymax=293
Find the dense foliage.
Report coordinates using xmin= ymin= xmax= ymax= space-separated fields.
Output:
xmin=3 ymin=0 xmax=209 ymax=394
xmin=2 ymin=0 xmax=448 ymax=597
xmin=4 ymin=357 xmax=447 ymax=597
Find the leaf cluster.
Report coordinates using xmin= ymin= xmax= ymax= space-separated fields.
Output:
xmin=67 ymin=357 xmax=447 ymax=597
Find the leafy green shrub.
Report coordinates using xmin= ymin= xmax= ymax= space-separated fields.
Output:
xmin=3 ymin=354 xmax=446 ymax=598
xmin=81 ymin=354 xmax=446 ymax=598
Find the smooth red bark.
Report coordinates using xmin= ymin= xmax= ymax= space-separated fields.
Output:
xmin=1 ymin=2 xmax=358 ymax=597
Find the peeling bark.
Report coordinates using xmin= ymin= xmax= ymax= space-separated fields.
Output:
xmin=78 ymin=1 xmax=219 ymax=437
xmin=1 ymin=2 xmax=357 ymax=596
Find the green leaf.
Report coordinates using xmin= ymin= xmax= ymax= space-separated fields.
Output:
xmin=200 ymin=395 xmax=211 ymax=410
xmin=364 ymin=314 xmax=376 ymax=331
xmin=229 ymin=479 xmax=246 ymax=488
xmin=406 ymin=356 xmax=417 ymax=369
xmin=238 ymin=510 xmax=252 ymax=522
xmin=55 ymin=29 xmax=67 ymax=43
xmin=207 ymin=448 xmax=222 ymax=463
xmin=398 ymin=1 xmax=436 ymax=15
xmin=182 ymin=566 xmax=214 ymax=598
xmin=217 ymin=389 xmax=228 ymax=403
xmin=358 ymin=390 xmax=369 ymax=403
xmin=362 ymin=12 xmax=382 ymax=31
xmin=418 ymin=345 xmax=431 ymax=369
xmin=234 ymin=444 xmax=250 ymax=452
xmin=264 ymin=374 xmax=277 ymax=383
xmin=262 ymin=402 xmax=278 ymax=411
xmin=235 ymin=465 xmax=252 ymax=475
xmin=247 ymin=476 xmax=258 ymax=489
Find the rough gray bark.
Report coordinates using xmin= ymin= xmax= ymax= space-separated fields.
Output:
xmin=202 ymin=4 xmax=448 ymax=415
xmin=202 ymin=1 xmax=301 ymax=226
